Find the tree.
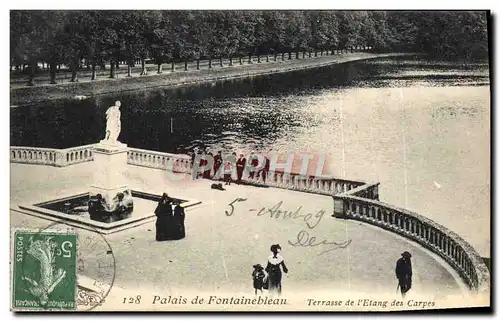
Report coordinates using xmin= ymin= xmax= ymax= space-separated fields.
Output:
xmin=263 ymin=11 xmax=286 ymax=61
xmin=11 ymin=11 xmax=67 ymax=85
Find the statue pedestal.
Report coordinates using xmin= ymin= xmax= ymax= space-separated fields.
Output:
xmin=89 ymin=142 xmax=133 ymax=219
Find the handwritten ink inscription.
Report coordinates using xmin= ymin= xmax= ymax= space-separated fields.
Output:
xmin=288 ymin=230 xmax=352 ymax=255
xmin=225 ymin=198 xmax=351 ymax=255
xmin=254 ymin=201 xmax=327 ymax=229
xmin=225 ymin=198 xmax=247 ymax=216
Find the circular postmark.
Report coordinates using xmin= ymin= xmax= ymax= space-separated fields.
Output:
xmin=17 ymin=221 xmax=115 ymax=311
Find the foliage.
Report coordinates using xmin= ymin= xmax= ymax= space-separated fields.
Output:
xmin=10 ymin=10 xmax=489 ymax=71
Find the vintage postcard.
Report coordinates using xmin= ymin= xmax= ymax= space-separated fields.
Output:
xmin=9 ymin=10 xmax=491 ymax=312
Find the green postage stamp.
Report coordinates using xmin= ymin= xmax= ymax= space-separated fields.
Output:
xmin=11 ymin=229 xmax=78 ymax=311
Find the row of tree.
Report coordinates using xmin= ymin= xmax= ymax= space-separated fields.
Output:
xmin=10 ymin=10 xmax=489 ymax=85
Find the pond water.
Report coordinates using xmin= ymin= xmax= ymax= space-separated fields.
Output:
xmin=10 ymin=55 xmax=491 ymax=256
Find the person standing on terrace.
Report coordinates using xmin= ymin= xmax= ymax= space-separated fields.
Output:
xmin=396 ymin=251 xmax=413 ymax=298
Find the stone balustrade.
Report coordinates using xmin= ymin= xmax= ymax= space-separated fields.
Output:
xmin=244 ymin=171 xmax=366 ymax=195
xmin=333 ymin=192 xmax=490 ymax=294
xmin=11 ymin=145 xmax=95 ymax=167
xmin=344 ymin=182 xmax=380 ymax=200
xmin=127 ymin=148 xmax=192 ymax=173
xmin=10 ymin=146 xmax=59 ymax=166
xmin=57 ymin=144 xmax=95 ymax=166
xmin=10 ymin=145 xmax=192 ymax=172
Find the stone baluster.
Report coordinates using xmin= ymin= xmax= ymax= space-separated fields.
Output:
xmin=268 ymin=171 xmax=275 ymax=183
xmin=438 ymin=232 xmax=444 ymax=252
xmin=386 ymin=210 xmax=392 ymax=225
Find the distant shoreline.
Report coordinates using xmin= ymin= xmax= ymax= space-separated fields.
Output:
xmin=10 ymin=52 xmax=414 ymax=107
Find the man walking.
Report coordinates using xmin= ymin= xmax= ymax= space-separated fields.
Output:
xmin=236 ymin=153 xmax=246 ymax=184
xmin=395 ymin=251 xmax=413 ymax=298
xmin=214 ymin=151 xmax=223 ymax=180
xmin=257 ymin=155 xmax=270 ymax=183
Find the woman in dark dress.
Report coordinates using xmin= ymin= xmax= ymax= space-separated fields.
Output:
xmin=172 ymin=200 xmax=186 ymax=240
xmin=265 ymin=244 xmax=288 ymax=296
xmin=155 ymin=193 xmax=173 ymax=241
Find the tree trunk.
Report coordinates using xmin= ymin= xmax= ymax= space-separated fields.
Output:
xmin=350 ymin=47 xmax=353 ymax=53
xmin=91 ymin=64 xmax=96 ymax=80
xmin=229 ymin=57 xmax=233 ymax=66
xmin=296 ymin=52 xmax=299 ymax=59
xmin=27 ymin=61 xmax=36 ymax=86
xmin=171 ymin=61 xmax=175 ymax=72
xmin=115 ymin=61 xmax=119 ymax=69
xmin=303 ymin=51 xmax=306 ymax=59
xmin=257 ymin=55 xmax=261 ymax=63
xmin=127 ymin=64 xmax=132 ymax=77
xmin=219 ymin=57 xmax=223 ymax=67
xmin=266 ymin=54 xmax=269 ymax=62
xmin=109 ymin=61 xmax=116 ymax=78
xmin=86 ymin=61 xmax=90 ymax=70
xmin=248 ymin=53 xmax=252 ymax=64
xmin=239 ymin=56 xmax=242 ymax=65
xmin=70 ymin=61 xmax=78 ymax=82
xmin=309 ymin=51 xmax=312 ymax=58
xmin=274 ymin=53 xmax=277 ymax=61
xmin=49 ymin=62 xmax=57 ymax=84
xmin=314 ymin=51 xmax=318 ymax=57
xmin=157 ymin=63 xmax=162 ymax=74
xmin=140 ymin=59 xmax=147 ymax=75
xmin=196 ymin=59 xmax=200 ymax=70
xmin=281 ymin=53 xmax=285 ymax=61
xmin=184 ymin=59 xmax=188 ymax=71
xmin=208 ymin=58 xmax=212 ymax=69
xmin=288 ymin=52 xmax=292 ymax=60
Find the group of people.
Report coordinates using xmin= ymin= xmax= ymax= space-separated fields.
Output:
xmin=190 ymin=148 xmax=271 ymax=185
xmin=250 ymin=246 xmax=412 ymax=298
xmin=252 ymin=244 xmax=289 ymax=296
xmin=155 ymin=193 xmax=186 ymax=241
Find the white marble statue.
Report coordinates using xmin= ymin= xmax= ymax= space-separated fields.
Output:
xmin=103 ymin=101 xmax=122 ymax=144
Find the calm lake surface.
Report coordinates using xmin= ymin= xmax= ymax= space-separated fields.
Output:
xmin=10 ymin=56 xmax=491 ymax=256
